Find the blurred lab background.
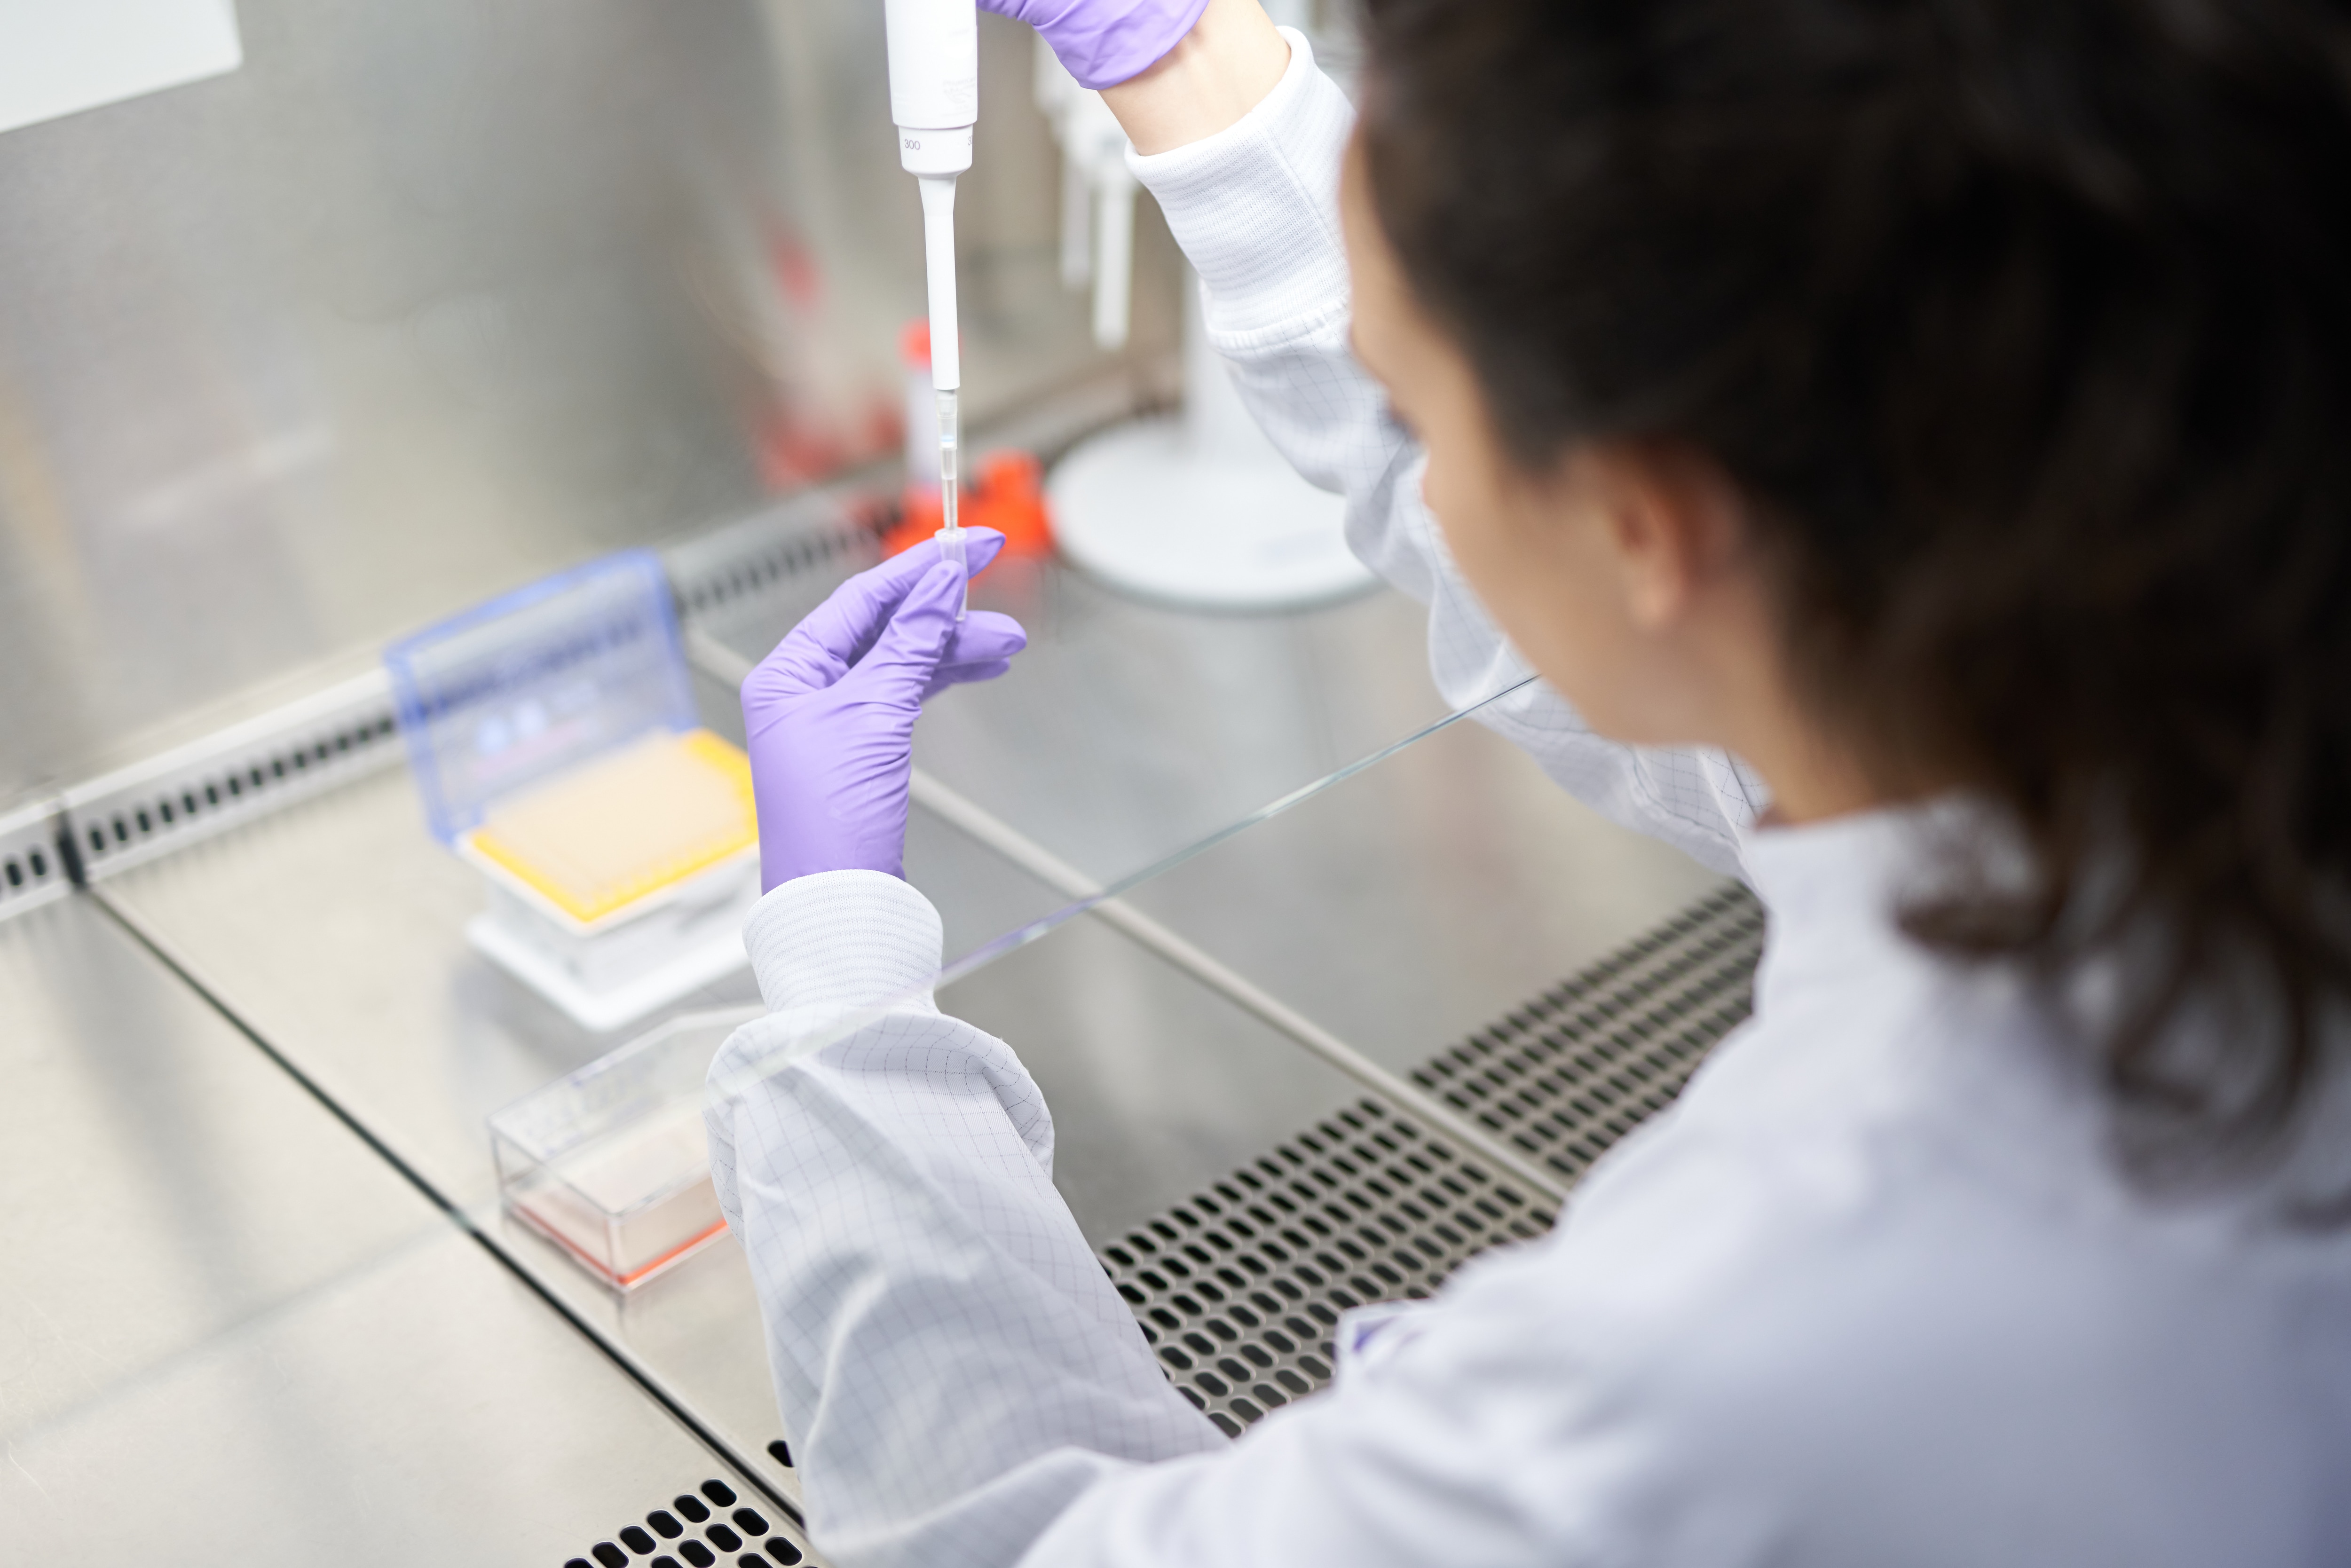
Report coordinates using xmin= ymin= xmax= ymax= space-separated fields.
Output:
xmin=0 ymin=0 xmax=1189 ymax=804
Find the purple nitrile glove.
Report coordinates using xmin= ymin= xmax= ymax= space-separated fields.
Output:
xmin=742 ymin=529 xmax=1024 ymax=891
xmin=979 ymin=0 xmax=1212 ymax=90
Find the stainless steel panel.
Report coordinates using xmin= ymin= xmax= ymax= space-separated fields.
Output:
xmin=900 ymin=756 xmax=1572 ymax=1201
xmin=1118 ymin=704 xmax=1735 ymax=1075
xmin=0 ymin=896 xmax=436 ymax=1439
xmin=488 ymin=1207 xmax=799 ymax=1496
xmin=3 ymin=1224 xmax=784 ymax=1565
xmin=0 ymin=0 xmax=1167 ymax=807
xmin=922 ymin=567 xmax=1451 ymax=903
xmin=0 ymin=896 xmax=773 ymax=1562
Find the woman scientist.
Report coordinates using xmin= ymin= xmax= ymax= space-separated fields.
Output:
xmin=709 ymin=0 xmax=2351 ymax=1561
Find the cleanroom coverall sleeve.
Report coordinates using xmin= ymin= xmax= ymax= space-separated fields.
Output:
xmin=1128 ymin=31 xmax=1768 ymax=878
xmin=705 ymin=869 xmax=1229 ymax=1568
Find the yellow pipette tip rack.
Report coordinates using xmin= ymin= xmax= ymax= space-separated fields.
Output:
xmin=464 ymin=729 xmax=757 ymax=927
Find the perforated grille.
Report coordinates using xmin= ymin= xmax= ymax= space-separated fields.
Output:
xmin=1413 ymin=884 xmax=1765 ymax=1182
xmin=566 ymin=1474 xmax=811 ymax=1568
xmin=0 ymin=801 xmax=69 ymax=921
xmin=1101 ymin=1101 xmax=1549 ymax=1437
xmin=63 ymin=670 xmax=402 ymax=880
xmin=1104 ymin=883 xmax=1766 ymax=1432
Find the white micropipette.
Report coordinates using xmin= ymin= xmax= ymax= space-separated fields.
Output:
xmin=884 ymin=0 xmax=979 ymax=619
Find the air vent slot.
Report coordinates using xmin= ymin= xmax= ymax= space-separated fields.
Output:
xmin=566 ymin=1475 xmax=807 ymax=1568
xmin=0 ymin=801 xmax=69 ymax=923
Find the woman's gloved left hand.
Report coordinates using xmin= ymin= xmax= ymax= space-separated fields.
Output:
xmin=742 ymin=529 xmax=1025 ymax=891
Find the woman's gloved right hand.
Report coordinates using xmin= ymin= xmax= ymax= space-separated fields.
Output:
xmin=978 ymin=0 xmax=1211 ymax=89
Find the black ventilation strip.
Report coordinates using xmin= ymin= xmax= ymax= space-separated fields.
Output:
xmin=69 ymin=712 xmax=401 ymax=877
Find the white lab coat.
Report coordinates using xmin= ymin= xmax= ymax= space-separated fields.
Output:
xmin=705 ymin=33 xmax=2351 ymax=1568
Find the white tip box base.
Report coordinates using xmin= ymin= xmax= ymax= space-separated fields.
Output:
xmin=459 ymin=845 xmax=762 ymax=1034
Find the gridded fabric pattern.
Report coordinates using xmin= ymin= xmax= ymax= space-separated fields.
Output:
xmin=1101 ymin=884 xmax=1766 ymax=1432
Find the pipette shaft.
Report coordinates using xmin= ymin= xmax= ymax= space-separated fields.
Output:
xmin=916 ymin=173 xmax=968 ymax=620
xmin=886 ymin=0 xmax=978 ymax=620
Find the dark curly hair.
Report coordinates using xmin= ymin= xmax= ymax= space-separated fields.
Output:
xmin=1357 ymin=0 xmax=2351 ymax=1198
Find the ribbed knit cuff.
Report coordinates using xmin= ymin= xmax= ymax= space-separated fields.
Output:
xmin=741 ymin=869 xmax=944 ymax=1017
xmin=1128 ymin=27 xmax=1356 ymax=345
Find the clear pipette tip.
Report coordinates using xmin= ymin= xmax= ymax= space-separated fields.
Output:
xmin=935 ymin=387 xmax=966 ymax=621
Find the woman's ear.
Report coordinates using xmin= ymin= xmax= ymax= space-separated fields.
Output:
xmin=1575 ymin=442 xmax=1750 ymax=633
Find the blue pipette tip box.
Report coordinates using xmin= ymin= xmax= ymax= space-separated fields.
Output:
xmin=384 ymin=550 xmax=759 ymax=1032
xmin=383 ymin=549 xmax=697 ymax=845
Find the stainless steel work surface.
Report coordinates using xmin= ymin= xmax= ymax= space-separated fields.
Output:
xmin=4 ymin=1221 xmax=784 ymax=1565
xmin=0 ymin=896 xmax=785 ymax=1563
xmin=1115 ymin=703 xmax=1731 ymax=1075
xmin=0 ymin=895 xmax=435 ymax=1439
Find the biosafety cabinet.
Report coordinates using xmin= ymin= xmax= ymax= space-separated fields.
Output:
xmin=0 ymin=3 xmax=1754 ymax=1561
